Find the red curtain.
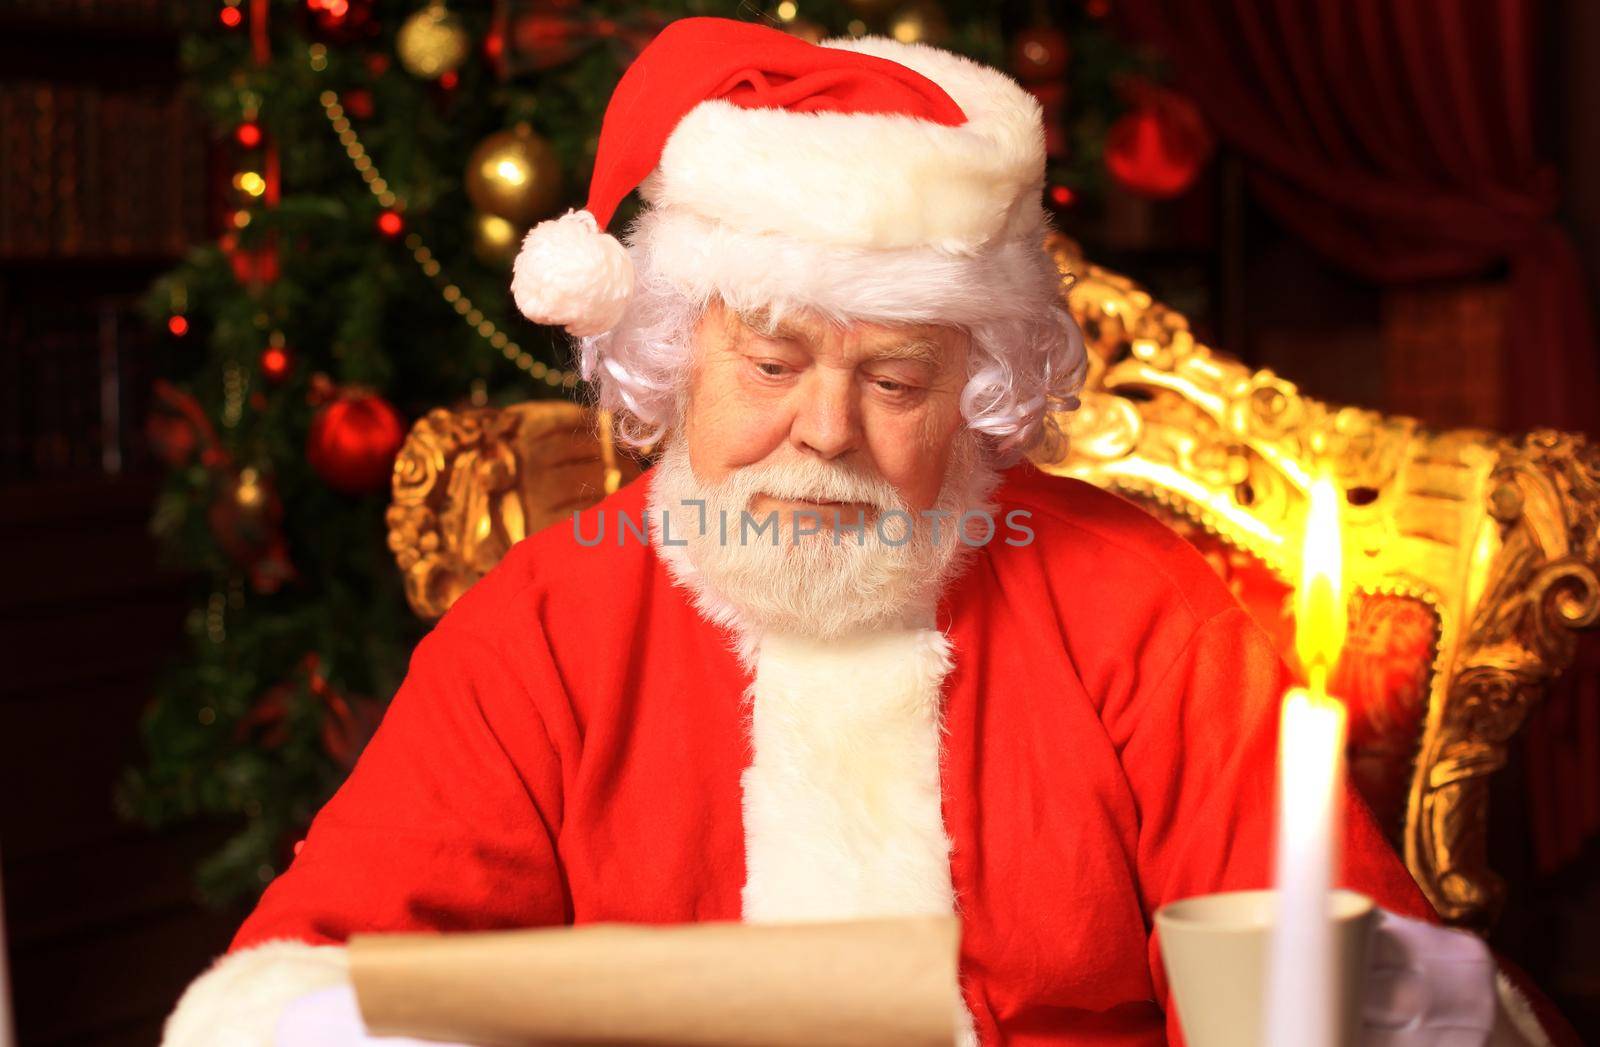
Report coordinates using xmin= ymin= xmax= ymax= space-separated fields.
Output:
xmin=1119 ymin=0 xmax=1599 ymax=437
xmin=1118 ymin=0 xmax=1600 ymax=874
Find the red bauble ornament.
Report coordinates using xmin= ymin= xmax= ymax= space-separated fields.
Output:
xmin=342 ymin=88 xmax=375 ymax=120
xmin=306 ymin=388 xmax=406 ymax=495
xmin=1104 ymin=85 xmax=1213 ymax=200
xmin=1010 ymin=27 xmax=1070 ymax=81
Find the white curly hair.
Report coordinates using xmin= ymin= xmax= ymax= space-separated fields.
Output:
xmin=574 ymin=204 xmax=1088 ymax=468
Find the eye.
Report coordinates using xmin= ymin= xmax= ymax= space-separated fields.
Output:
xmin=754 ymin=361 xmax=789 ymax=378
xmin=866 ymin=371 xmax=925 ymax=400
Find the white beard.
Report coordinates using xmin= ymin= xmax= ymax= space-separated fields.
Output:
xmin=646 ymin=428 xmax=992 ymax=1047
xmin=646 ymin=428 xmax=998 ymax=654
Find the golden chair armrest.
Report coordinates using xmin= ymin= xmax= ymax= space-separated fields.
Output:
xmin=1419 ymin=430 xmax=1600 ymax=926
xmin=385 ymin=400 xmax=642 ymax=620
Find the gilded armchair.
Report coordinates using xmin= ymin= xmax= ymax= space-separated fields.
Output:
xmin=386 ymin=235 xmax=1600 ymax=930
xmin=385 ymin=400 xmax=643 ymax=619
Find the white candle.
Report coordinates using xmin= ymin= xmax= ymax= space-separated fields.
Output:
xmin=1263 ymin=685 xmax=1347 ymax=1047
xmin=1263 ymin=473 xmax=1349 ymax=1047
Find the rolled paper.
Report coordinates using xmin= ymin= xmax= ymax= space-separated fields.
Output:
xmin=350 ymin=915 xmax=962 ymax=1047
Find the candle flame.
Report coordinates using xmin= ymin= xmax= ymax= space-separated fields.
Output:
xmin=1295 ymin=473 xmax=1346 ymax=693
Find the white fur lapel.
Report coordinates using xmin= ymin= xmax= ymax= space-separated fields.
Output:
xmin=740 ymin=626 xmax=960 ymax=924
xmin=740 ymin=627 xmax=978 ymax=1044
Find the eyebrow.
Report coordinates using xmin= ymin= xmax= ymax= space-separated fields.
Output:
xmin=733 ymin=307 xmax=943 ymax=365
xmin=733 ymin=305 xmax=809 ymax=340
xmin=869 ymin=337 xmax=942 ymax=366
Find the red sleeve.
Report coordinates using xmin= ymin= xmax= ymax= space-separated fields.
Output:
xmin=1107 ymin=606 xmax=1438 ymax=1044
xmin=230 ymin=622 xmax=571 ymax=950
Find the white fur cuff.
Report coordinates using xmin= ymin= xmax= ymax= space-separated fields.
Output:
xmin=1494 ymin=968 xmax=1555 ymax=1047
xmin=163 ymin=940 xmax=350 ymax=1047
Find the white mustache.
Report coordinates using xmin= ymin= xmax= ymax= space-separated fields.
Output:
xmin=722 ymin=458 xmax=900 ymax=511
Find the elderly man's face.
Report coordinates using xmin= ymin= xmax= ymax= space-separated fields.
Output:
xmin=683 ymin=298 xmax=970 ymax=520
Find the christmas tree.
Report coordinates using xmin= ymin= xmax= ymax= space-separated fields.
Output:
xmin=125 ymin=0 xmax=1175 ymax=904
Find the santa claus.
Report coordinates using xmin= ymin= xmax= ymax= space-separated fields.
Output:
xmin=165 ymin=16 xmax=1564 ymax=1047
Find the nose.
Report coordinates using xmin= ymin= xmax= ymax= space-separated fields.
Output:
xmin=789 ymin=371 xmax=859 ymax=460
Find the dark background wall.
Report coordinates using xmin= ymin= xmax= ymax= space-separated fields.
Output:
xmin=0 ymin=8 xmax=243 ymax=1043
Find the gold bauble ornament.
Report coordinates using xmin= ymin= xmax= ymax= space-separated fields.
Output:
xmin=471 ymin=211 xmax=520 ymax=268
xmin=464 ymin=123 xmax=562 ymax=225
xmin=396 ymin=2 xmax=470 ymax=80
xmin=887 ymin=0 xmax=948 ymax=44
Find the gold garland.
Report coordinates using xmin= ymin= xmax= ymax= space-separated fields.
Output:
xmin=313 ymin=86 xmax=580 ymax=389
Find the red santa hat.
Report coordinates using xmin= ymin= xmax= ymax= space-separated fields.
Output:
xmin=512 ymin=16 xmax=1054 ymax=337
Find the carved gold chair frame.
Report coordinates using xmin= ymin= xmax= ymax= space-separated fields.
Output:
xmin=386 ymin=235 xmax=1599 ymax=929
xmin=1038 ymin=235 xmax=1599 ymax=928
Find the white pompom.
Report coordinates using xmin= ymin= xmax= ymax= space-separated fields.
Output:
xmin=511 ymin=209 xmax=634 ymax=337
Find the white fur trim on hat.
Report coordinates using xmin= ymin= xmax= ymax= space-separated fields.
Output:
xmin=642 ymin=35 xmax=1045 ymax=254
xmin=629 ymin=204 xmax=1061 ymax=328
xmin=162 ymin=940 xmax=349 ymax=1047
xmin=511 ymin=209 xmax=635 ymax=337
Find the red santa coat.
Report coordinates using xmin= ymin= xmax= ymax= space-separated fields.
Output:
xmin=229 ymin=462 xmax=1448 ymax=1045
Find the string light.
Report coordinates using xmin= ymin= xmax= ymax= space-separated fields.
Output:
xmin=235 ymin=171 xmax=267 ymax=197
xmin=312 ymin=83 xmax=579 ymax=388
xmin=261 ymin=331 xmax=292 ymax=383
xmin=222 ymin=363 xmax=245 ymax=428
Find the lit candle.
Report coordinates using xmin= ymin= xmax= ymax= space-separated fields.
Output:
xmin=1263 ymin=473 xmax=1349 ymax=1047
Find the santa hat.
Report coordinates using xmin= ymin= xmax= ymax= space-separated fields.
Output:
xmin=511 ymin=16 xmax=1055 ymax=338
